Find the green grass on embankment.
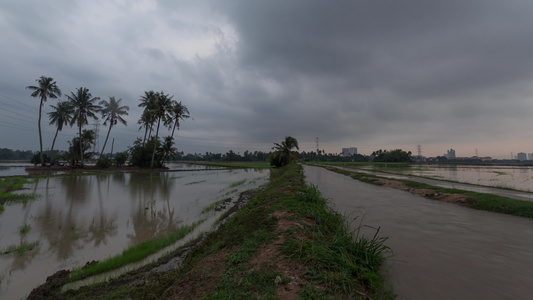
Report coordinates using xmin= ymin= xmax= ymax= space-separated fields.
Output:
xmin=58 ymin=163 xmax=393 ymax=299
xmin=328 ymin=166 xmax=533 ymax=219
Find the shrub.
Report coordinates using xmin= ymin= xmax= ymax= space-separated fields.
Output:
xmin=96 ymin=156 xmax=112 ymax=169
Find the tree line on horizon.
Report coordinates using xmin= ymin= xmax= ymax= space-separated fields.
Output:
xmin=26 ymin=75 xmax=190 ymax=168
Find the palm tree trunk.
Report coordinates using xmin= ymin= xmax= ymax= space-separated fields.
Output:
xmin=148 ymin=125 xmax=153 ymax=141
xmin=50 ymin=127 xmax=59 ymax=165
xmin=150 ymin=118 xmax=161 ymax=168
xmin=79 ymin=125 xmax=84 ymax=167
xmin=171 ymin=120 xmax=177 ymax=140
xmin=38 ymin=98 xmax=44 ymax=166
xmin=142 ymin=126 xmax=149 ymax=146
xmin=50 ymin=128 xmax=59 ymax=153
xmin=100 ymin=124 xmax=113 ymax=159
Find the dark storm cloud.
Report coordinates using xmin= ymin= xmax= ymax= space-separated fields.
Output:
xmin=208 ymin=0 xmax=533 ymax=154
xmin=1 ymin=1 xmax=532 ymax=157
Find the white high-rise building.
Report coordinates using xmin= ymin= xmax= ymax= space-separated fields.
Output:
xmin=517 ymin=152 xmax=527 ymax=161
xmin=445 ymin=148 xmax=456 ymax=159
xmin=528 ymin=153 xmax=533 ymax=161
xmin=342 ymin=147 xmax=357 ymax=156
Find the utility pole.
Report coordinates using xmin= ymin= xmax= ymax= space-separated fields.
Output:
xmin=316 ymin=137 xmax=319 ymax=162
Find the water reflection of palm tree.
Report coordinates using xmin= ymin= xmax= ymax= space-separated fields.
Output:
xmin=126 ymin=172 xmax=181 ymax=246
xmin=33 ymin=177 xmax=65 ymax=260
xmin=86 ymin=174 xmax=118 ymax=247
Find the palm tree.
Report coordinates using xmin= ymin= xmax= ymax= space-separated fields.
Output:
xmin=270 ymin=136 xmax=300 ymax=167
xmin=68 ymin=87 xmax=101 ymax=167
xmin=47 ymin=101 xmax=74 ymax=158
xmin=160 ymin=136 xmax=178 ymax=166
xmin=26 ymin=76 xmax=62 ymax=166
xmin=165 ymin=100 xmax=190 ymax=140
xmin=149 ymin=92 xmax=172 ymax=168
xmin=138 ymin=90 xmax=157 ymax=145
xmin=138 ymin=110 xmax=154 ymax=146
xmin=99 ymin=97 xmax=129 ymax=159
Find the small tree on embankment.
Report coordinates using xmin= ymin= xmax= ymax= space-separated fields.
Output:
xmin=269 ymin=136 xmax=300 ymax=167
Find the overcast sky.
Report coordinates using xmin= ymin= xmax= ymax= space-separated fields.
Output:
xmin=1 ymin=1 xmax=533 ymax=158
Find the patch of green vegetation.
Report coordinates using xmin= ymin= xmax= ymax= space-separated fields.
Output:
xmin=19 ymin=224 xmax=31 ymax=235
xmin=229 ymin=179 xmax=247 ymax=188
xmin=492 ymin=171 xmax=507 ymax=176
xmin=327 ymin=167 xmax=385 ymax=186
xmin=0 ymin=177 xmax=36 ymax=203
xmin=400 ymin=179 xmax=533 ymax=218
xmin=201 ymin=199 xmax=224 ymax=214
xmin=68 ymin=221 xmax=202 ymax=282
xmin=2 ymin=241 xmax=40 ymax=255
xmin=184 ymin=180 xmax=207 ymax=185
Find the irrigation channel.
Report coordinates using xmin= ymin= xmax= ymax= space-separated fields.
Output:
xmin=0 ymin=163 xmax=269 ymax=299
xmin=303 ymin=164 xmax=533 ymax=299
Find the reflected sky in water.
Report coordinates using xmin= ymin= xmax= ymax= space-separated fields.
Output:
xmin=359 ymin=164 xmax=533 ymax=192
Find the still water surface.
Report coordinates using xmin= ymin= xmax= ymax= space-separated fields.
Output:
xmin=304 ymin=165 xmax=533 ymax=299
xmin=0 ymin=165 xmax=268 ymax=299
xmin=358 ymin=164 xmax=533 ymax=192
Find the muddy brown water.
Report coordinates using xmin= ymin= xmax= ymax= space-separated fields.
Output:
xmin=303 ymin=165 xmax=533 ymax=300
xmin=0 ymin=166 xmax=268 ymax=299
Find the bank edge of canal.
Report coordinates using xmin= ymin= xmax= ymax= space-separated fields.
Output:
xmin=323 ymin=165 xmax=533 ymax=220
xmin=28 ymin=163 xmax=394 ymax=299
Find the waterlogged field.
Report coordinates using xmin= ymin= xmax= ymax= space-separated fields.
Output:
xmin=356 ymin=164 xmax=533 ymax=192
xmin=0 ymin=162 xmax=33 ymax=177
xmin=0 ymin=165 xmax=268 ymax=299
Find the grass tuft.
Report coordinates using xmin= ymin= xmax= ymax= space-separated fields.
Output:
xmin=68 ymin=221 xmax=202 ymax=282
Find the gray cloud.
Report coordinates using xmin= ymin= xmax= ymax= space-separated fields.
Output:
xmin=1 ymin=1 xmax=532 ymax=158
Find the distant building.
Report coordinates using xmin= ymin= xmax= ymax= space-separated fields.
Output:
xmin=528 ymin=153 xmax=533 ymax=161
xmin=342 ymin=147 xmax=357 ymax=156
xmin=517 ymin=152 xmax=527 ymax=161
xmin=445 ymin=148 xmax=456 ymax=159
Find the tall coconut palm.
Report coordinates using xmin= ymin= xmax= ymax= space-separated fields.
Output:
xmin=138 ymin=90 xmax=158 ymax=146
xmin=149 ymin=92 xmax=172 ymax=168
xmin=165 ymin=100 xmax=191 ymax=140
xmin=26 ymin=76 xmax=62 ymax=166
xmin=68 ymin=87 xmax=101 ymax=167
xmin=47 ymin=101 xmax=74 ymax=156
xmin=138 ymin=110 xmax=154 ymax=146
xmin=99 ymin=97 xmax=129 ymax=159
xmin=270 ymin=136 xmax=300 ymax=167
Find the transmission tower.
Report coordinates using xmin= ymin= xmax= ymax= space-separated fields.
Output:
xmin=316 ymin=137 xmax=319 ymax=161
xmin=417 ymin=145 xmax=422 ymax=157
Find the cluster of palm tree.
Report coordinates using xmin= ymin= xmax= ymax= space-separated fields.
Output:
xmin=27 ymin=76 xmax=129 ymax=167
xmin=136 ymin=90 xmax=190 ymax=168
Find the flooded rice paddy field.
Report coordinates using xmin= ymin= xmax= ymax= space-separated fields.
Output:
xmin=356 ymin=164 xmax=533 ymax=192
xmin=0 ymin=164 xmax=268 ymax=299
